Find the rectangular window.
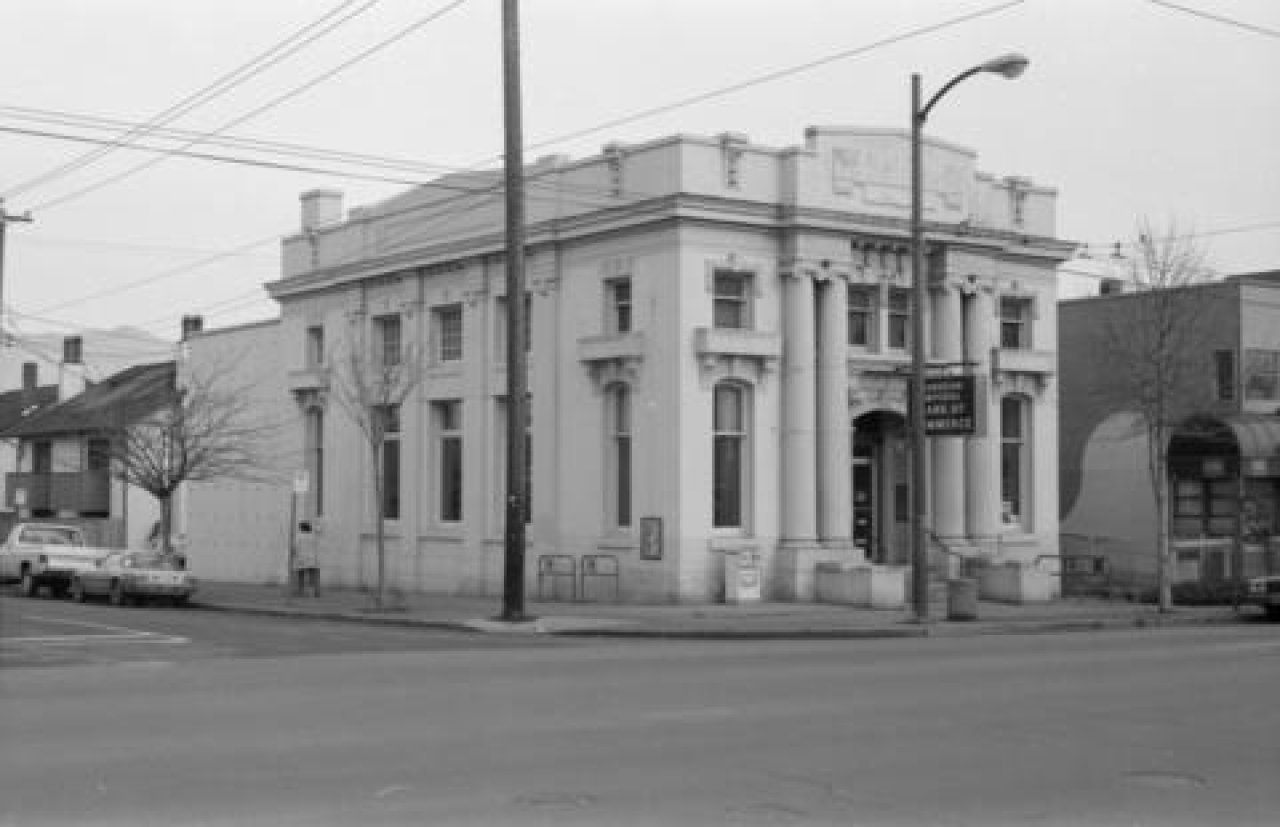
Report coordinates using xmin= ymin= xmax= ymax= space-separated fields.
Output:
xmin=848 ymin=286 xmax=877 ymax=347
xmin=306 ymin=325 xmax=325 ymax=368
xmin=309 ymin=409 xmax=325 ymax=517
xmin=607 ymin=278 xmax=632 ymax=334
xmin=609 ymin=386 xmax=632 ymax=528
xmin=374 ymin=315 xmax=402 ymax=368
xmin=1000 ymin=396 xmax=1027 ymax=527
xmin=436 ymin=400 xmax=463 ymax=522
xmin=87 ymin=438 xmax=111 ymax=471
xmin=1000 ymin=297 xmax=1033 ymax=350
xmin=712 ymin=384 xmax=746 ymax=528
xmin=1215 ymin=350 xmax=1237 ymax=402
xmin=434 ymin=304 xmax=463 ymax=362
xmin=1244 ymin=349 xmax=1280 ymax=401
xmin=887 ymin=289 xmax=911 ymax=350
xmin=713 ymin=270 xmax=750 ymax=329
xmin=377 ymin=404 xmax=400 ymax=520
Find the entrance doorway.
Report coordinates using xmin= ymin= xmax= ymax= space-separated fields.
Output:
xmin=851 ymin=411 xmax=909 ymax=565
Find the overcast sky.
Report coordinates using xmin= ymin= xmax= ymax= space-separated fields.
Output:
xmin=1 ymin=0 xmax=1277 ymax=354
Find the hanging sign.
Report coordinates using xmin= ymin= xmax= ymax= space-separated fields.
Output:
xmin=924 ymin=375 xmax=976 ymax=436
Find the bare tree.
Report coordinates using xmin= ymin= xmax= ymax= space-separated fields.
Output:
xmin=1093 ymin=219 xmax=1218 ymax=611
xmin=107 ymin=360 xmax=274 ymax=557
xmin=328 ymin=329 xmax=423 ymax=609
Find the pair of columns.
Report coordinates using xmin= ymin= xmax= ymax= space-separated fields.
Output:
xmin=929 ymin=283 xmax=1001 ymax=542
xmin=780 ymin=273 xmax=1000 ymax=550
xmin=780 ymin=272 xmax=852 ymax=550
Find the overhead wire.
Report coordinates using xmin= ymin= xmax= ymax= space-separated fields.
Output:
xmin=2 ymin=0 xmax=381 ymax=200
xmin=23 ymin=0 xmax=473 ymax=213
xmin=1145 ymin=0 xmax=1280 ymax=40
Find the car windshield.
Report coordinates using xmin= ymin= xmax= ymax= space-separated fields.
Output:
xmin=22 ymin=526 xmax=82 ymax=545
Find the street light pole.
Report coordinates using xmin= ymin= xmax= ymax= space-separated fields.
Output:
xmin=908 ymin=54 xmax=1028 ymax=623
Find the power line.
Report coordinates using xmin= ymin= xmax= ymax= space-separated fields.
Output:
xmin=1146 ymin=0 xmax=1280 ymax=40
xmin=0 ymin=124 xmax=430 ymax=187
xmin=25 ymin=0 xmax=473 ymax=213
xmin=518 ymin=0 xmax=1027 ymax=156
xmin=30 ymin=234 xmax=281 ymax=316
xmin=3 ymin=0 xmax=381 ymax=200
xmin=0 ymin=103 xmax=457 ymax=177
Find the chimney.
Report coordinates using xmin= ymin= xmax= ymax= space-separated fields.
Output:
xmin=58 ymin=335 xmax=86 ymax=400
xmin=181 ymin=315 xmax=204 ymax=341
xmin=300 ymin=189 xmax=344 ymax=232
xmin=1099 ymin=277 xmax=1126 ymax=296
xmin=21 ymin=361 xmax=37 ymax=393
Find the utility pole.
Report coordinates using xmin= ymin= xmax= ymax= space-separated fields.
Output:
xmin=499 ymin=0 xmax=529 ymax=622
xmin=0 ymin=199 xmax=34 ymax=340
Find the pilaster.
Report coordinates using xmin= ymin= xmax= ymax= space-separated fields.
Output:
xmin=816 ymin=274 xmax=853 ymax=552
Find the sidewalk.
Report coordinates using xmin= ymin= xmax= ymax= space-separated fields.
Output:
xmin=190 ymin=580 xmax=1256 ymax=639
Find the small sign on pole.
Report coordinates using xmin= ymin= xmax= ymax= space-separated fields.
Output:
xmin=293 ymin=470 xmax=310 ymax=495
xmin=924 ymin=375 xmax=976 ymax=436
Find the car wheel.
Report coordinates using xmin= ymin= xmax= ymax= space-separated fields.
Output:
xmin=71 ymin=578 xmax=87 ymax=603
xmin=109 ymin=580 xmax=129 ymax=607
xmin=1266 ymin=605 xmax=1280 ymax=622
xmin=20 ymin=571 xmax=39 ymax=598
xmin=172 ymin=595 xmax=189 ymax=608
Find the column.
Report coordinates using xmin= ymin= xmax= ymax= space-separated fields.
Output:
xmin=964 ymin=286 xmax=999 ymax=542
xmin=781 ymin=271 xmax=818 ymax=545
xmin=817 ymin=277 xmax=854 ymax=552
xmin=930 ymin=284 xmax=966 ymax=539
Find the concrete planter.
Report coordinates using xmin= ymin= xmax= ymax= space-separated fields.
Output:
xmin=978 ymin=561 xmax=1058 ymax=604
xmin=816 ymin=563 xmax=907 ymax=609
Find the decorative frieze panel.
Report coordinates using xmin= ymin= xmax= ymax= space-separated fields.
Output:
xmin=848 ymin=368 xmax=908 ymax=414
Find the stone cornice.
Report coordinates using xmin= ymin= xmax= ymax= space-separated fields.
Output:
xmin=270 ymin=191 xmax=1074 ymax=300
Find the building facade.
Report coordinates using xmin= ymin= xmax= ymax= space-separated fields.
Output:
xmin=261 ymin=127 xmax=1070 ymax=603
xmin=1060 ymin=272 xmax=1280 ymax=593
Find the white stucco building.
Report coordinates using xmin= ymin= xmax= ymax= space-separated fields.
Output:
xmin=201 ymin=126 xmax=1071 ymax=603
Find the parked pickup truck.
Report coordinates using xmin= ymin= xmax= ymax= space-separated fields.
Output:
xmin=1243 ymin=574 xmax=1280 ymax=620
xmin=0 ymin=523 xmax=113 ymax=598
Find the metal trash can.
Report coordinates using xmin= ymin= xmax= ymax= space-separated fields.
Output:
xmin=947 ymin=577 xmax=979 ymax=621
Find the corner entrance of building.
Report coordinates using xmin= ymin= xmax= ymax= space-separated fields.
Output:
xmin=852 ymin=410 xmax=909 ymax=565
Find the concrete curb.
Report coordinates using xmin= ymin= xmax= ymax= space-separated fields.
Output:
xmin=192 ymin=597 xmax=1255 ymax=640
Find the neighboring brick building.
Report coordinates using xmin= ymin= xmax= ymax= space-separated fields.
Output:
xmin=1060 ymin=271 xmax=1280 ymax=591
xmin=193 ymin=127 xmax=1072 ymax=602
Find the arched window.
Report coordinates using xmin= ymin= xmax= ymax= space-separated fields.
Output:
xmin=606 ymin=384 xmax=632 ymax=528
xmin=713 ymin=382 xmax=750 ymax=528
xmin=1000 ymin=395 xmax=1032 ymax=529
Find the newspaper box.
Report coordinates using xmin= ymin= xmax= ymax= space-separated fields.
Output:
xmin=724 ymin=550 xmax=762 ymax=604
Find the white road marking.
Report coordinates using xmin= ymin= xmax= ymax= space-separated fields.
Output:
xmin=3 ymin=613 xmax=188 ymax=646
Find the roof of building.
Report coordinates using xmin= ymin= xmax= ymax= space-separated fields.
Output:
xmin=0 ymin=384 xmax=58 ymax=433
xmin=1 ymin=361 xmax=176 ymax=439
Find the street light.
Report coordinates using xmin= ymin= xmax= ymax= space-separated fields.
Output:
xmin=909 ymin=53 xmax=1029 ymax=622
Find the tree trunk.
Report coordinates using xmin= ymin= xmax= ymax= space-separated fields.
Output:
xmin=372 ymin=439 xmax=385 ymax=609
xmin=1154 ymin=430 xmax=1173 ymax=612
xmin=159 ymin=494 xmax=173 ymax=556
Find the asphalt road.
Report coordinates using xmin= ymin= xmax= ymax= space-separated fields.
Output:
xmin=0 ymin=590 xmax=570 ymax=668
xmin=3 ymin=592 xmax=1278 ymax=827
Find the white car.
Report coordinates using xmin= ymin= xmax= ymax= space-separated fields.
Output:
xmin=71 ymin=551 xmax=196 ymax=607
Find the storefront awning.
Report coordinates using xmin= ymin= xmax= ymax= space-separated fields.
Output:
xmin=1221 ymin=414 xmax=1280 ymax=477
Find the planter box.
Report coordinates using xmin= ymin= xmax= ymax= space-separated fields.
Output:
xmin=979 ymin=562 xmax=1058 ymax=604
xmin=816 ymin=563 xmax=907 ymax=609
